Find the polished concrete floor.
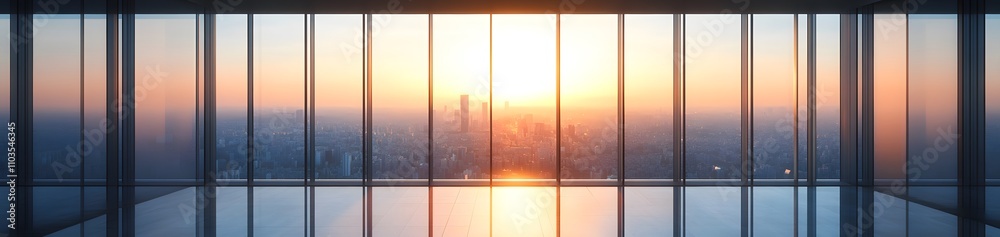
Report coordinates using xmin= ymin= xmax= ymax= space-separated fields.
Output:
xmin=40 ymin=186 xmax=1000 ymax=237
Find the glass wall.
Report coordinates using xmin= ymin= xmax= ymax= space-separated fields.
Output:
xmin=685 ymin=14 xmax=742 ymax=180
xmin=252 ymin=14 xmax=305 ymax=180
xmin=907 ymin=15 xmax=958 ymax=217
xmin=623 ymin=15 xmax=674 ymax=180
xmin=11 ymin=11 xmax=999 ymax=237
xmin=752 ymin=14 xmax=796 ymax=180
xmin=624 ymin=187 xmax=674 ymax=235
xmin=135 ymin=14 xmax=199 ymax=180
xmin=560 ymin=14 xmax=618 ymax=181
xmin=216 ymin=14 xmax=249 ymax=180
xmin=371 ymin=14 xmax=429 ymax=181
xmin=987 ymin=14 xmax=1000 ymax=181
xmin=815 ymin=14 xmax=841 ymax=180
xmin=33 ymin=14 xmax=81 ymax=181
xmin=32 ymin=14 xmax=83 ymax=235
xmin=431 ymin=14 xmax=490 ymax=181
xmin=873 ymin=14 xmax=907 ymax=184
xmin=315 ymin=14 xmax=364 ymax=180
xmin=492 ymin=15 xmax=557 ymax=180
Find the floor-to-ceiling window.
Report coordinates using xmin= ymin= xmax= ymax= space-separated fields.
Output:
xmin=11 ymin=7 xmax=1000 ymax=236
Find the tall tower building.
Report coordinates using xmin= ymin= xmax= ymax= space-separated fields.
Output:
xmin=460 ymin=94 xmax=470 ymax=133
xmin=481 ymin=102 xmax=488 ymax=130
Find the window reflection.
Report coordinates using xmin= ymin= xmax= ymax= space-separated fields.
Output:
xmin=873 ymin=14 xmax=907 ymax=183
xmin=315 ymin=187 xmax=364 ymax=236
xmin=492 ymin=187 xmax=557 ymax=237
xmin=561 ymin=187 xmax=617 ymax=236
xmin=135 ymin=14 xmax=199 ymax=180
xmin=907 ymin=15 xmax=957 ymax=185
xmin=373 ymin=187 xmax=428 ymax=237
xmin=432 ymin=187 xmax=490 ymax=236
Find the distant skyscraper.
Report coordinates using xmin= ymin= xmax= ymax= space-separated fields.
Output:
xmin=342 ymin=153 xmax=352 ymax=177
xmin=461 ymin=95 xmax=470 ymax=133
xmin=481 ymin=102 xmax=488 ymax=130
xmin=505 ymin=101 xmax=509 ymax=111
xmin=567 ymin=124 xmax=576 ymax=139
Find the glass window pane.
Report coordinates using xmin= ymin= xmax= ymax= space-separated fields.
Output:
xmin=752 ymin=14 xmax=795 ymax=180
xmin=84 ymin=14 xmax=108 ymax=181
xmin=560 ymin=14 xmax=618 ymax=180
xmin=685 ymin=14 xmax=742 ymax=180
xmin=908 ymin=14 xmax=958 ymax=183
xmin=986 ymin=14 xmax=1000 ymax=180
xmin=623 ymin=14 xmax=674 ymax=180
xmin=135 ymin=14 xmax=198 ymax=180
xmin=431 ymin=14 xmax=490 ymax=180
xmin=253 ymin=14 xmax=305 ymax=180
xmin=492 ymin=187 xmax=556 ymax=237
xmin=371 ymin=14 xmax=429 ymax=181
xmin=492 ymin=15 xmax=557 ymax=180
xmin=33 ymin=15 xmax=80 ymax=181
xmin=315 ymin=14 xmax=364 ymax=179
xmin=216 ymin=14 xmax=248 ymax=180
xmin=873 ymin=14 xmax=907 ymax=182
xmin=432 ymin=187 xmax=490 ymax=237
xmin=815 ymin=14 xmax=841 ymax=180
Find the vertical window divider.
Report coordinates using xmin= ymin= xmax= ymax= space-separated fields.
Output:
xmin=122 ymin=0 xmax=137 ymax=234
xmin=427 ymin=13 xmax=435 ymax=237
xmin=308 ymin=13 xmax=317 ymax=237
xmin=79 ymin=3 xmax=87 ymax=236
xmin=617 ymin=13 xmax=626 ymax=237
xmin=364 ymin=13 xmax=374 ymax=237
xmin=203 ymin=11 xmax=219 ymax=237
xmin=740 ymin=13 xmax=752 ymax=237
xmin=806 ymin=13 xmax=818 ymax=237
xmin=672 ymin=13 xmax=685 ymax=237
xmin=488 ymin=13 xmax=494 ymax=237
xmin=555 ymin=13 xmax=562 ymax=237
xmin=246 ymin=12 xmax=255 ymax=237
xmin=792 ymin=13 xmax=801 ymax=237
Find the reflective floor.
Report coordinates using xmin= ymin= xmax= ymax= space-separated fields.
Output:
xmin=40 ymin=186 xmax=1000 ymax=237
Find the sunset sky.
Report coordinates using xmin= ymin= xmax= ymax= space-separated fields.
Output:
xmin=11 ymin=14 xmax=1000 ymax=146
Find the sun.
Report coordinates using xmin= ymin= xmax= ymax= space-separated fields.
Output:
xmin=491 ymin=15 xmax=558 ymax=107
